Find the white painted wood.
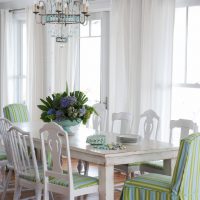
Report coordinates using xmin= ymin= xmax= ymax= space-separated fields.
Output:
xmin=99 ymin=165 xmax=114 ymax=200
xmin=111 ymin=112 xmax=133 ymax=134
xmin=15 ymin=121 xmax=179 ymax=200
xmin=169 ymin=119 xmax=198 ymax=143
xmin=7 ymin=126 xmax=42 ymax=200
xmin=139 ymin=109 xmax=160 ymax=140
xmin=93 ymin=103 xmax=107 ymax=132
xmin=0 ymin=118 xmax=14 ymax=200
xmin=40 ymin=122 xmax=99 ymax=200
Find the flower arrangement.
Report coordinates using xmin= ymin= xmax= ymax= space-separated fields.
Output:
xmin=37 ymin=84 xmax=95 ymax=125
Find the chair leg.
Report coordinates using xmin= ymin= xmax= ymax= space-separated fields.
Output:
xmin=84 ymin=161 xmax=89 ymax=176
xmin=77 ymin=160 xmax=83 ymax=174
xmin=35 ymin=185 xmax=42 ymax=200
xmin=1 ymin=169 xmax=13 ymax=200
xmin=13 ymin=177 xmax=22 ymax=200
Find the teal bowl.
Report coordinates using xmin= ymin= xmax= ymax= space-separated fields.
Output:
xmin=55 ymin=119 xmax=82 ymax=135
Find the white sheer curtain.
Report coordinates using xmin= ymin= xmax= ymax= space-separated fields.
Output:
xmin=26 ymin=8 xmax=45 ymax=121
xmin=0 ymin=10 xmax=17 ymax=115
xmin=45 ymin=26 xmax=80 ymax=95
xmin=109 ymin=0 xmax=175 ymax=141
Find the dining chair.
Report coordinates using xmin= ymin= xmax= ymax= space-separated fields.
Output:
xmin=79 ymin=103 xmax=107 ymax=176
xmin=0 ymin=118 xmax=14 ymax=200
xmin=111 ymin=112 xmax=133 ymax=134
xmin=128 ymin=109 xmax=160 ymax=176
xmin=40 ymin=122 xmax=99 ymax=200
xmin=3 ymin=103 xmax=30 ymax=123
xmin=92 ymin=103 xmax=107 ymax=132
xmin=121 ymin=132 xmax=200 ymax=200
xmin=139 ymin=118 xmax=198 ymax=175
xmin=7 ymin=126 xmax=42 ymax=200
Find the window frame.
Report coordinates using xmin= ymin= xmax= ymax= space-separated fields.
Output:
xmin=173 ymin=5 xmax=200 ymax=89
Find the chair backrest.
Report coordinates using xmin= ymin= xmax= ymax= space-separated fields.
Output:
xmin=111 ymin=112 xmax=133 ymax=134
xmin=3 ymin=103 xmax=29 ymax=123
xmin=92 ymin=103 xmax=107 ymax=132
xmin=40 ymin=122 xmax=74 ymax=198
xmin=0 ymin=118 xmax=13 ymax=168
xmin=171 ymin=133 xmax=200 ymax=199
xmin=169 ymin=119 xmax=198 ymax=144
xmin=7 ymin=126 xmax=40 ymax=183
xmin=138 ymin=109 xmax=160 ymax=140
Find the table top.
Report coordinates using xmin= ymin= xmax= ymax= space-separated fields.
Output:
xmin=13 ymin=121 xmax=179 ymax=158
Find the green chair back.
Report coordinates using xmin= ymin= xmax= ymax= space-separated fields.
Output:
xmin=3 ymin=104 xmax=29 ymax=123
xmin=172 ymin=133 xmax=200 ymax=199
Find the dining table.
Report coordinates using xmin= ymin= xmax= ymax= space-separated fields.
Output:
xmin=14 ymin=121 xmax=179 ymax=200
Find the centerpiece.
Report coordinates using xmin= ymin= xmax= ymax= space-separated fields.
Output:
xmin=38 ymin=84 xmax=95 ymax=134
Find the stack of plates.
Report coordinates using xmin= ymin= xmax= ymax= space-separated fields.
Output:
xmin=117 ymin=134 xmax=140 ymax=144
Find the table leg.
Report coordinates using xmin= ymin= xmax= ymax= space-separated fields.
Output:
xmin=164 ymin=158 xmax=176 ymax=176
xmin=99 ymin=165 xmax=114 ymax=200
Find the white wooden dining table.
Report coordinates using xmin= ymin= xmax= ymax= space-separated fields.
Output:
xmin=14 ymin=121 xmax=179 ymax=200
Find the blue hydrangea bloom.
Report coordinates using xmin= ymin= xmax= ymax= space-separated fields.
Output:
xmin=47 ymin=108 xmax=56 ymax=115
xmin=56 ymin=110 xmax=64 ymax=118
xmin=79 ymin=107 xmax=86 ymax=117
xmin=60 ymin=96 xmax=77 ymax=108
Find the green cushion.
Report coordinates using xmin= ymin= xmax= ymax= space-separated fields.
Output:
xmin=121 ymin=173 xmax=172 ymax=200
xmin=0 ymin=149 xmax=7 ymax=161
xmin=50 ymin=173 xmax=98 ymax=190
xmin=140 ymin=160 xmax=164 ymax=170
xmin=128 ymin=162 xmax=144 ymax=167
xmin=3 ymin=104 xmax=29 ymax=123
xmin=19 ymin=168 xmax=98 ymax=190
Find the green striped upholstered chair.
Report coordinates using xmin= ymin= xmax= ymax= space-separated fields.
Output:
xmin=121 ymin=133 xmax=200 ymax=200
xmin=3 ymin=104 xmax=29 ymax=123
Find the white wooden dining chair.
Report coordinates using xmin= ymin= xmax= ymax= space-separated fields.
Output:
xmin=93 ymin=103 xmax=107 ymax=132
xmin=7 ymin=126 xmax=42 ymax=200
xmin=128 ymin=109 xmax=160 ymax=176
xmin=79 ymin=103 xmax=107 ymax=176
xmin=40 ymin=122 xmax=99 ymax=200
xmin=139 ymin=118 xmax=198 ymax=175
xmin=111 ymin=112 xmax=133 ymax=134
xmin=0 ymin=118 xmax=14 ymax=200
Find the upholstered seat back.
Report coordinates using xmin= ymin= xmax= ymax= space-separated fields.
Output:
xmin=3 ymin=104 xmax=29 ymax=123
xmin=171 ymin=133 xmax=200 ymax=199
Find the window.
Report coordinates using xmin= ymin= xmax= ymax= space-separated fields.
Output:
xmin=171 ymin=6 xmax=200 ymax=126
xmin=80 ymin=14 xmax=101 ymax=105
xmin=8 ymin=20 xmax=27 ymax=104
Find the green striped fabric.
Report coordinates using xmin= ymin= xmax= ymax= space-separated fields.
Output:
xmin=121 ymin=133 xmax=200 ymax=200
xmin=140 ymin=160 xmax=164 ymax=170
xmin=3 ymin=104 xmax=29 ymax=123
xmin=0 ymin=148 xmax=7 ymax=160
xmin=50 ymin=173 xmax=98 ymax=190
xmin=19 ymin=168 xmax=98 ymax=190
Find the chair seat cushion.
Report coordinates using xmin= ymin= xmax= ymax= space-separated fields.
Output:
xmin=19 ymin=167 xmax=98 ymax=190
xmin=140 ymin=160 xmax=164 ymax=170
xmin=121 ymin=173 xmax=172 ymax=200
xmin=0 ymin=149 xmax=7 ymax=161
xmin=50 ymin=173 xmax=99 ymax=190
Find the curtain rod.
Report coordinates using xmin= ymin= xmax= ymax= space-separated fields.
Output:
xmin=9 ymin=8 xmax=25 ymax=13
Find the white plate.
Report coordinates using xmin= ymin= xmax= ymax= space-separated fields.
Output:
xmin=117 ymin=134 xmax=140 ymax=143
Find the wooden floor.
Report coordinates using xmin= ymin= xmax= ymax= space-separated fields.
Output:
xmin=0 ymin=159 xmax=126 ymax=200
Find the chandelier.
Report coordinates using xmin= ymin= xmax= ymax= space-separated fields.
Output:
xmin=33 ymin=0 xmax=89 ymax=43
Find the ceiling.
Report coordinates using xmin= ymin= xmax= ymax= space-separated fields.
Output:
xmin=0 ymin=0 xmax=111 ymax=11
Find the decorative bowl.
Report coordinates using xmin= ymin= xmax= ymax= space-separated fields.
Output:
xmin=55 ymin=119 xmax=82 ymax=135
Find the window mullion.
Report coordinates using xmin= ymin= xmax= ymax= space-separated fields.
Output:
xmin=184 ymin=6 xmax=189 ymax=84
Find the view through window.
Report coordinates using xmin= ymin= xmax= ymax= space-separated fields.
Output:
xmin=80 ymin=17 xmax=101 ymax=105
xmin=171 ymin=6 xmax=200 ymax=133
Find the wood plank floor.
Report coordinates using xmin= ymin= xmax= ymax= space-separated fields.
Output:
xmin=0 ymin=159 xmax=126 ymax=200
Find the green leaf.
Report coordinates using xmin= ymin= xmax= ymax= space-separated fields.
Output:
xmin=66 ymin=82 xmax=69 ymax=96
xmin=37 ymin=105 xmax=48 ymax=111
xmin=40 ymin=99 xmax=51 ymax=108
